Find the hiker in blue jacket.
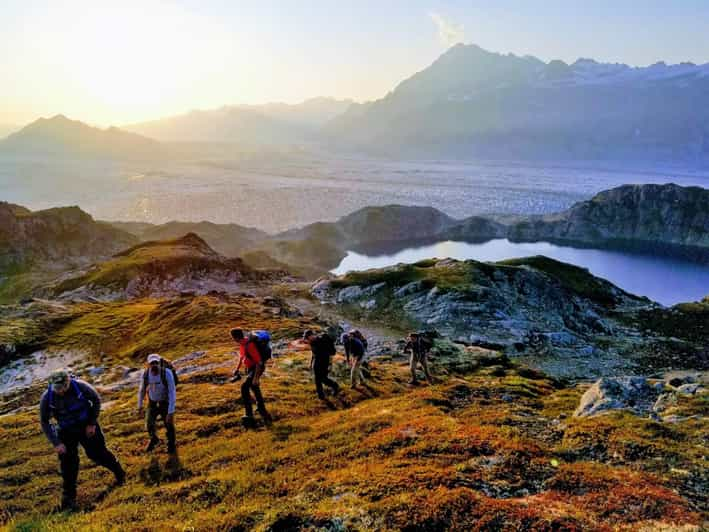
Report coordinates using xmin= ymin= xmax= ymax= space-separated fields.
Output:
xmin=39 ymin=369 xmax=125 ymax=511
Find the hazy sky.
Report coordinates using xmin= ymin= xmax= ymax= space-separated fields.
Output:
xmin=2 ymin=0 xmax=709 ymax=127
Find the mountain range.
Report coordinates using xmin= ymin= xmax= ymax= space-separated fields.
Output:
xmin=3 ymin=44 xmax=709 ymax=161
xmin=327 ymin=44 xmax=709 ymax=160
xmin=123 ymin=97 xmax=352 ymax=143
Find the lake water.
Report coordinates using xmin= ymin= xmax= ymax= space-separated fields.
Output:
xmin=332 ymin=239 xmax=709 ymax=306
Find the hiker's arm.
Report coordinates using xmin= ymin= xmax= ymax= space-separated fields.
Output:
xmin=137 ymin=371 xmax=146 ymax=411
xmin=39 ymin=393 xmax=60 ymax=447
xmin=166 ymin=370 xmax=176 ymax=415
xmin=78 ymin=381 xmax=101 ymax=425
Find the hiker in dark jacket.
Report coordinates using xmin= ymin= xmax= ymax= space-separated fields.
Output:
xmin=304 ymin=329 xmax=340 ymax=399
xmin=231 ymin=328 xmax=271 ymax=427
xmin=342 ymin=331 xmax=366 ymax=388
xmin=39 ymin=369 xmax=125 ymax=511
xmin=137 ymin=353 xmax=177 ymax=454
xmin=403 ymin=332 xmax=433 ymax=385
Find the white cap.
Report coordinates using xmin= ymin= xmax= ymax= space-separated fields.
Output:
xmin=147 ymin=353 xmax=161 ymax=364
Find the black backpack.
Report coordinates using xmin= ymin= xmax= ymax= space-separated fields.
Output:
xmin=143 ymin=357 xmax=179 ymax=388
xmin=247 ymin=330 xmax=272 ymax=365
xmin=318 ymin=333 xmax=337 ymax=358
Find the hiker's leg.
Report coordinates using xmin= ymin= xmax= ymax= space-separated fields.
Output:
xmin=80 ymin=424 xmax=123 ymax=478
xmin=146 ymin=401 xmax=158 ymax=439
xmin=241 ymin=374 xmax=254 ymax=417
xmin=351 ymin=356 xmax=363 ymax=386
xmin=421 ymin=353 xmax=432 ymax=382
xmin=322 ymin=373 xmax=339 ymax=393
xmin=313 ymin=363 xmax=326 ymax=398
xmin=58 ymin=430 xmax=80 ymax=503
xmin=159 ymin=402 xmax=176 ymax=452
xmin=409 ymin=353 xmax=418 ymax=382
xmin=251 ymin=382 xmax=269 ymax=418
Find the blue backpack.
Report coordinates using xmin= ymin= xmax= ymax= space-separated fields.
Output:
xmin=247 ymin=330 xmax=272 ymax=365
xmin=48 ymin=379 xmax=91 ymax=429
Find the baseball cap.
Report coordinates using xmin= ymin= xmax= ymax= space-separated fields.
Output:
xmin=147 ymin=353 xmax=161 ymax=364
xmin=49 ymin=368 xmax=70 ymax=386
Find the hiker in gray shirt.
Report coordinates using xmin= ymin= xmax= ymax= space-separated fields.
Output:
xmin=137 ymin=353 xmax=177 ymax=454
xmin=39 ymin=369 xmax=125 ymax=511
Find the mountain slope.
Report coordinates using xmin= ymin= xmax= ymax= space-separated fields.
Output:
xmin=110 ymin=220 xmax=268 ymax=258
xmin=0 ymin=202 xmax=138 ymax=273
xmin=0 ymin=115 xmax=162 ymax=159
xmin=52 ymin=233 xmax=282 ymax=300
xmin=327 ymin=44 xmax=709 ymax=161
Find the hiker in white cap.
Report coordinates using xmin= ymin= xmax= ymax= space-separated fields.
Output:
xmin=137 ymin=354 xmax=177 ymax=454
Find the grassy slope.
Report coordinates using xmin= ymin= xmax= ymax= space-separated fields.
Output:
xmin=0 ymin=296 xmax=706 ymax=530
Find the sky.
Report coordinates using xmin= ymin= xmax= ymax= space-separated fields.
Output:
xmin=2 ymin=0 xmax=709 ymax=127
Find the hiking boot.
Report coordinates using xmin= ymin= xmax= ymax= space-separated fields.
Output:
xmin=241 ymin=415 xmax=257 ymax=429
xmin=114 ymin=468 xmax=126 ymax=487
xmin=258 ymin=409 xmax=273 ymax=425
xmin=332 ymin=385 xmax=341 ymax=397
xmin=60 ymin=497 xmax=79 ymax=512
xmin=408 ymin=379 xmax=419 ymax=386
xmin=144 ymin=436 xmax=160 ymax=453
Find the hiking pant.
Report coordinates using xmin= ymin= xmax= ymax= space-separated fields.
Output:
xmin=410 ymin=352 xmax=431 ymax=382
xmin=146 ymin=400 xmax=176 ymax=452
xmin=350 ymin=356 xmax=366 ymax=386
xmin=314 ymin=361 xmax=339 ymax=399
xmin=241 ymin=367 xmax=267 ymax=418
xmin=57 ymin=423 xmax=123 ymax=502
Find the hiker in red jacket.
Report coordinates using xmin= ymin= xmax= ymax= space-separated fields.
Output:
xmin=230 ymin=328 xmax=271 ymax=427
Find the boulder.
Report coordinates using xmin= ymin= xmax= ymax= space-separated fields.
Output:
xmin=573 ymin=376 xmax=663 ymax=418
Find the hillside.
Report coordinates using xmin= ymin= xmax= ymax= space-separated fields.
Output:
xmin=0 ymin=115 xmax=162 ymax=159
xmin=52 ymin=233 xmax=284 ymax=301
xmin=0 ymin=290 xmax=706 ymax=530
xmin=0 ymin=202 xmax=138 ymax=302
xmin=109 ymin=220 xmax=268 ymax=258
xmin=327 ymin=44 xmax=709 ymax=161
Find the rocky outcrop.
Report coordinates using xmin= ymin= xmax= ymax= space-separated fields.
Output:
xmin=313 ymin=256 xmax=709 ymax=378
xmin=507 ymin=184 xmax=709 ymax=257
xmin=574 ymin=374 xmax=707 ymax=421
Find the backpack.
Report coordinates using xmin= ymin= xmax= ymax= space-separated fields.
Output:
xmin=143 ymin=357 xmax=179 ymax=389
xmin=318 ymin=333 xmax=336 ymax=358
xmin=247 ymin=330 xmax=272 ymax=365
xmin=48 ymin=378 xmax=92 ymax=429
xmin=351 ymin=330 xmax=368 ymax=351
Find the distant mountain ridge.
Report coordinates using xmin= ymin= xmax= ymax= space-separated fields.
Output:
xmin=125 ymin=97 xmax=352 ymax=143
xmin=0 ymin=115 xmax=162 ymax=159
xmin=327 ymin=44 xmax=709 ymax=161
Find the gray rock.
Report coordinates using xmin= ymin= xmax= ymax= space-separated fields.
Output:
xmin=573 ymin=376 xmax=662 ymax=418
xmin=336 ymin=285 xmax=364 ymax=303
xmin=676 ymin=383 xmax=702 ymax=395
xmin=394 ymin=281 xmax=424 ymax=298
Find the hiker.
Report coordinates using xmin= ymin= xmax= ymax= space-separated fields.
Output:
xmin=403 ymin=332 xmax=433 ymax=385
xmin=230 ymin=328 xmax=272 ymax=427
xmin=39 ymin=369 xmax=126 ymax=511
xmin=303 ymin=329 xmax=340 ymax=399
xmin=137 ymin=353 xmax=177 ymax=454
xmin=342 ymin=330 xmax=367 ymax=388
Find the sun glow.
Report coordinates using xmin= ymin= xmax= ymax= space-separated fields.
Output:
xmin=28 ymin=1 xmax=237 ymax=124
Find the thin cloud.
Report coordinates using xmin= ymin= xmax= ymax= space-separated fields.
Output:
xmin=429 ymin=12 xmax=465 ymax=47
